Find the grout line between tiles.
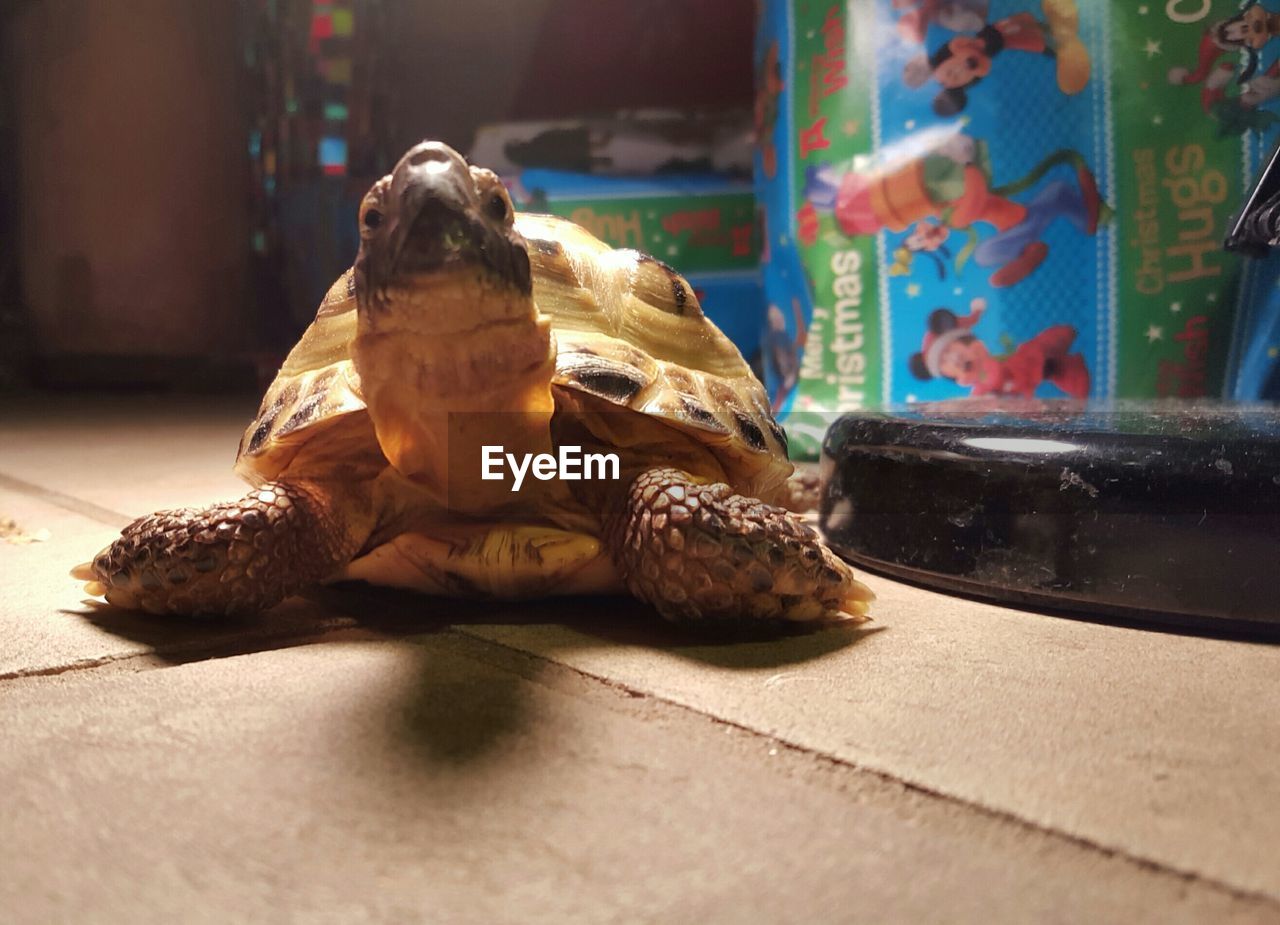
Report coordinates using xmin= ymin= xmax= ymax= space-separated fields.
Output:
xmin=0 ymin=472 xmax=134 ymax=528
xmin=454 ymin=626 xmax=1280 ymax=912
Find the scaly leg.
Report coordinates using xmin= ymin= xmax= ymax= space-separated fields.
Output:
xmin=782 ymin=468 xmax=822 ymax=513
xmin=603 ymin=467 xmax=874 ymax=625
xmin=73 ymin=480 xmax=370 ymax=616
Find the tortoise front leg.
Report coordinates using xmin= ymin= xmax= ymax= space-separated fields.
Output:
xmin=73 ymin=480 xmax=370 ymax=616
xmin=603 ymin=467 xmax=874 ymax=625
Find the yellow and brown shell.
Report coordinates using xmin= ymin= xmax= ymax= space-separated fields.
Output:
xmin=236 ymin=213 xmax=792 ymax=499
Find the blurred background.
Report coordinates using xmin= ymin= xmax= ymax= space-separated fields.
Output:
xmin=0 ymin=0 xmax=756 ymax=392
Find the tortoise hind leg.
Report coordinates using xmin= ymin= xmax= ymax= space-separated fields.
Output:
xmin=781 ymin=468 xmax=821 ymax=513
xmin=603 ymin=467 xmax=874 ymax=625
xmin=73 ymin=480 xmax=370 ymax=616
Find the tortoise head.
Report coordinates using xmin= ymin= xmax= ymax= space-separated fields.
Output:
xmin=353 ymin=141 xmax=531 ymax=319
xmin=349 ymin=143 xmax=556 ymax=499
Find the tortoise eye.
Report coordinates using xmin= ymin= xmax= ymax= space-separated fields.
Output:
xmin=363 ymin=208 xmax=383 ymax=229
xmin=485 ymin=193 xmax=508 ymax=222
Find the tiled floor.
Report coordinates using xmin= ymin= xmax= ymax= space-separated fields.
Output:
xmin=2 ymin=396 xmax=1277 ymax=922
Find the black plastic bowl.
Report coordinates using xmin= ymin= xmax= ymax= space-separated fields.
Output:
xmin=820 ymin=401 xmax=1280 ymax=635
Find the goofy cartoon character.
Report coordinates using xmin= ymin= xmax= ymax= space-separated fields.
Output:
xmin=801 ymin=132 xmax=1109 ymax=289
xmin=1168 ymin=1 xmax=1280 ymax=135
xmin=903 ymin=0 xmax=1090 ymax=115
xmin=908 ymin=300 xmax=1090 ymax=399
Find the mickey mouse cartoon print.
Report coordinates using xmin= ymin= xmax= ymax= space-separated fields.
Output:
xmin=903 ymin=0 xmax=1090 ymax=116
xmin=908 ymin=299 xmax=1091 ymax=399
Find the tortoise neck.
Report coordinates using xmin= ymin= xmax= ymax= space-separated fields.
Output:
xmin=354 ymin=279 xmax=557 ymax=510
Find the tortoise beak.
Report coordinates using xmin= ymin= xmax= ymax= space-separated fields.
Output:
xmin=357 ymin=140 xmax=531 ymax=299
xmin=386 ymin=142 xmax=481 ymax=271
xmin=392 ymin=142 xmax=475 ymax=231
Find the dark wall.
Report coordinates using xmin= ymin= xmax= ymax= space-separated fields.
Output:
xmin=373 ymin=0 xmax=553 ymax=155
xmin=5 ymin=0 xmax=752 ymax=384
xmin=11 ymin=0 xmax=252 ymax=364
xmin=0 ymin=3 xmax=33 ymax=388
xmin=379 ymin=0 xmax=753 ymax=156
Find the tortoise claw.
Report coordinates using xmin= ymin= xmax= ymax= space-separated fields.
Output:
xmin=77 ymin=481 xmax=363 ymax=617
xmin=606 ymin=466 xmax=875 ymax=626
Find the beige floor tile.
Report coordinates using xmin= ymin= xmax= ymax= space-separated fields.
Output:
xmin=3 ymin=395 xmax=1276 ymax=918
xmin=463 ymin=581 xmax=1280 ymax=901
xmin=1 ymin=635 xmax=1268 ymax=924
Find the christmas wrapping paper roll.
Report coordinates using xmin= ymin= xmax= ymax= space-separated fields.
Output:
xmin=756 ymin=0 xmax=1280 ymax=454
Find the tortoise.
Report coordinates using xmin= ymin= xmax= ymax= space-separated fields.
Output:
xmin=74 ymin=141 xmax=873 ymax=626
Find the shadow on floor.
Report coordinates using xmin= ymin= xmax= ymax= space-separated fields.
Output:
xmin=61 ymin=597 xmax=356 ymax=666
xmin=68 ymin=582 xmax=881 ymax=769
xmin=68 ymin=580 xmax=884 ymax=673
xmin=392 ymin=641 xmax=536 ymax=768
xmin=320 ymin=581 xmax=885 ymax=671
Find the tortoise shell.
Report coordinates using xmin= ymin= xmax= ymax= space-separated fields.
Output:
xmin=237 ymin=213 xmax=791 ymax=499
